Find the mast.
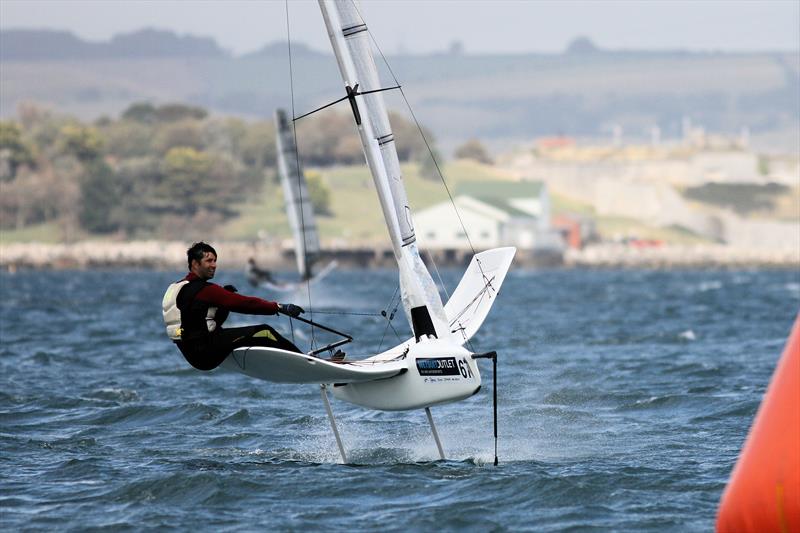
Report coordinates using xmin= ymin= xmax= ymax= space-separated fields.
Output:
xmin=275 ymin=109 xmax=320 ymax=280
xmin=318 ymin=0 xmax=449 ymax=340
xmin=318 ymin=1 xmax=403 ymax=255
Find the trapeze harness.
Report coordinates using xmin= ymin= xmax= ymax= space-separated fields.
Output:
xmin=162 ymin=278 xmax=299 ymax=371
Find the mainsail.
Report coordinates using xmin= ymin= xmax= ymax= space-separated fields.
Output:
xmin=275 ymin=108 xmax=321 ymax=280
xmin=319 ymin=0 xmax=449 ymax=340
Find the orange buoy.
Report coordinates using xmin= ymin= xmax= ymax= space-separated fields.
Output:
xmin=717 ymin=313 xmax=800 ymax=533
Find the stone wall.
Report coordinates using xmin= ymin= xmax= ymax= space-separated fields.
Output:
xmin=2 ymin=240 xmax=798 ymax=270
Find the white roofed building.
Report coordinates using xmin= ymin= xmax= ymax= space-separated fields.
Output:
xmin=414 ymin=181 xmax=564 ymax=254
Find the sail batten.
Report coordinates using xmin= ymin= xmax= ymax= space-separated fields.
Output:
xmin=319 ymin=0 xmax=449 ymax=339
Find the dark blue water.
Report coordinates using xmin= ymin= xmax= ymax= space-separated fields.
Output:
xmin=1 ymin=268 xmax=798 ymax=531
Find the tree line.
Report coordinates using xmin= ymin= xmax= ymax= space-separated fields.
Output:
xmin=0 ymin=101 xmax=447 ymax=240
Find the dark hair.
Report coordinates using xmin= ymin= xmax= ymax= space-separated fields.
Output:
xmin=187 ymin=242 xmax=217 ymax=269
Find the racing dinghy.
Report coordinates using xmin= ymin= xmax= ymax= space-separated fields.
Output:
xmin=222 ymin=0 xmax=515 ymax=463
xmin=247 ymin=109 xmax=336 ymax=292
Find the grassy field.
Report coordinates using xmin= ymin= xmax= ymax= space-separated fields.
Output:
xmin=220 ymin=159 xmax=519 ymax=243
xmin=593 ymin=216 xmax=712 ymax=244
xmin=220 ymin=159 xmax=717 ymax=246
xmin=0 ymin=222 xmax=65 ymax=245
xmin=771 ymin=189 xmax=800 ymax=221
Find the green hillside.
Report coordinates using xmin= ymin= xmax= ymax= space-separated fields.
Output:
xmin=220 ymin=159 xmax=713 ymax=246
xmin=1 ymin=157 xmax=719 ymax=247
xmin=2 ymin=29 xmax=797 ymax=143
xmin=220 ymin=160 xmax=516 ymax=243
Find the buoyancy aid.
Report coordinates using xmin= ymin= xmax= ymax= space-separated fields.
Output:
xmin=161 ymin=279 xmax=219 ymax=341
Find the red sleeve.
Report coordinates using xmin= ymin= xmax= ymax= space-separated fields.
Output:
xmin=195 ymin=284 xmax=279 ymax=315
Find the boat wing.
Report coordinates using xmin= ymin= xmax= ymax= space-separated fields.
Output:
xmin=220 ymin=346 xmax=406 ymax=384
xmin=444 ymin=247 xmax=516 ymax=345
xmin=255 ymin=280 xmax=299 ymax=293
xmin=254 ymin=260 xmax=338 ymax=294
xmin=365 ymin=247 xmax=516 ymax=359
xmin=308 ymin=260 xmax=338 ymax=284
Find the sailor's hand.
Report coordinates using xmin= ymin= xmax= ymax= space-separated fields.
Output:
xmin=223 ymin=284 xmax=238 ymax=293
xmin=278 ymin=303 xmax=304 ymax=318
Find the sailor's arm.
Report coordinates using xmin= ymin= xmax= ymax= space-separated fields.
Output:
xmin=195 ymin=284 xmax=279 ymax=315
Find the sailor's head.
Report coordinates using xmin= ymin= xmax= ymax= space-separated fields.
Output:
xmin=187 ymin=241 xmax=217 ymax=280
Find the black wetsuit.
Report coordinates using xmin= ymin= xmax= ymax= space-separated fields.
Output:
xmin=174 ymin=274 xmax=301 ymax=371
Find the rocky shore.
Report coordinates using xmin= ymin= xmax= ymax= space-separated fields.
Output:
xmin=1 ymin=241 xmax=798 ymax=271
xmin=0 ymin=241 xmax=288 ymax=271
xmin=565 ymin=243 xmax=799 ymax=269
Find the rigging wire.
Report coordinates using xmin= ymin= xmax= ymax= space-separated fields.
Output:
xmin=426 ymin=249 xmax=451 ymax=303
xmin=424 ymin=248 xmax=478 ymax=352
xmin=383 ymin=285 xmax=400 ymax=315
xmin=378 ymin=286 xmax=403 ymax=352
xmin=310 ymin=310 xmax=382 ymax=317
xmin=284 ymin=0 xmax=315 ymax=350
xmin=378 ymin=307 xmax=403 ymax=352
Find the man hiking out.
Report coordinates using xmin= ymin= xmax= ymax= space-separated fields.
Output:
xmin=162 ymin=242 xmax=304 ymax=371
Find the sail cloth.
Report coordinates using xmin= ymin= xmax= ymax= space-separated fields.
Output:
xmin=321 ymin=0 xmax=449 ymax=339
xmin=275 ymin=109 xmax=320 ymax=280
xmin=335 ymin=2 xmax=413 ymax=247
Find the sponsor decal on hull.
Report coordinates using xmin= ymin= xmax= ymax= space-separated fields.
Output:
xmin=416 ymin=357 xmax=460 ymax=376
xmin=416 ymin=357 xmax=475 ymax=380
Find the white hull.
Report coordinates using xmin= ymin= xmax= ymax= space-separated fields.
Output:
xmin=222 ymin=337 xmax=481 ymax=411
xmin=331 ymin=338 xmax=482 ymax=411
xmin=221 ymin=345 xmax=405 ymax=384
xmin=225 ymin=247 xmax=514 ymax=410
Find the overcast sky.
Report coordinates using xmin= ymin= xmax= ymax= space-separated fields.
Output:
xmin=2 ymin=0 xmax=798 ymax=55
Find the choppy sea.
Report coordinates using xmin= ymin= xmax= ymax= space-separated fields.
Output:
xmin=1 ymin=267 xmax=798 ymax=531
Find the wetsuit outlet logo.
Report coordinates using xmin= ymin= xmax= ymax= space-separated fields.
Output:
xmin=416 ymin=357 xmax=461 ymax=376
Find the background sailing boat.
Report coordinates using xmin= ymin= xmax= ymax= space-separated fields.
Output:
xmin=247 ymin=109 xmax=336 ymax=291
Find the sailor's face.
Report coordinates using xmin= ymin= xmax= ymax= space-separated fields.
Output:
xmin=193 ymin=252 xmax=217 ymax=280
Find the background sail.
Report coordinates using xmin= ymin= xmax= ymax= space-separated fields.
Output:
xmin=322 ymin=0 xmax=449 ymax=338
xmin=275 ymin=108 xmax=320 ymax=280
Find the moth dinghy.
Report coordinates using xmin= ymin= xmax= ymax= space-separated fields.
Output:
xmin=222 ymin=0 xmax=516 ymax=464
xmin=247 ymin=109 xmax=337 ymax=293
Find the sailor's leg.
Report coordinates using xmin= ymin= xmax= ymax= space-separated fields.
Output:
xmin=181 ymin=325 xmax=301 ymax=371
xmin=225 ymin=324 xmax=302 ymax=353
xmin=179 ymin=330 xmax=248 ymax=371
xmin=176 ymin=341 xmax=223 ymax=371
xmin=249 ymin=324 xmax=301 ymax=352
xmin=321 ymin=385 xmax=347 ymax=464
xmin=425 ymin=407 xmax=446 ymax=460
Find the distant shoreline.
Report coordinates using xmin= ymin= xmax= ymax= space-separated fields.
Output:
xmin=1 ymin=241 xmax=798 ymax=271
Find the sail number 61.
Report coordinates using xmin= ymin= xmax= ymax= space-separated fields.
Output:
xmin=458 ymin=358 xmax=474 ymax=379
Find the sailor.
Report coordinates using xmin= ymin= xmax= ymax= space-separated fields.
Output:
xmin=162 ymin=242 xmax=304 ymax=371
xmin=246 ymin=257 xmax=279 ymax=287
